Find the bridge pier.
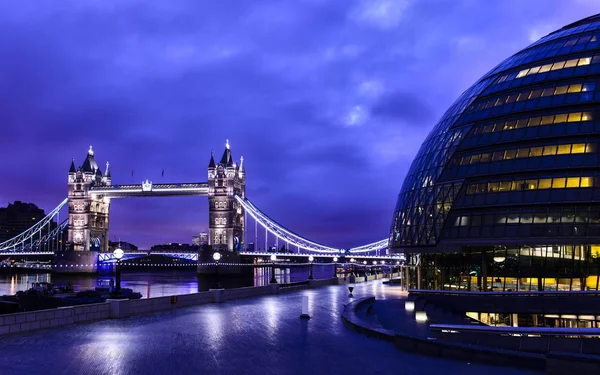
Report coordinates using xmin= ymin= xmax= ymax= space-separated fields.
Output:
xmin=197 ymin=250 xmax=242 ymax=275
xmin=52 ymin=251 xmax=99 ymax=273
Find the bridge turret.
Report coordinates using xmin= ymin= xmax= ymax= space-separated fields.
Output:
xmin=208 ymin=140 xmax=246 ymax=252
xmin=66 ymin=146 xmax=111 ymax=254
xmin=103 ymin=162 xmax=111 ymax=185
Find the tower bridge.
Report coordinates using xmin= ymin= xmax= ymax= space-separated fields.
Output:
xmin=0 ymin=141 xmax=398 ymax=273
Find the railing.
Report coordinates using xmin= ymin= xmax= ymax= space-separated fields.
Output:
xmin=410 ymin=289 xmax=600 ymax=297
xmin=430 ymin=324 xmax=600 ymax=355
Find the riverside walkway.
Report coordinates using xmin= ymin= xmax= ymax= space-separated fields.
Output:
xmin=0 ymin=281 xmax=540 ymax=375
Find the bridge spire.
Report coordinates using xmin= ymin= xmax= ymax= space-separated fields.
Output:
xmin=239 ymin=156 xmax=245 ymax=176
xmin=69 ymin=158 xmax=76 ymax=174
xmin=104 ymin=162 xmax=111 ymax=178
xmin=219 ymin=140 xmax=233 ymax=167
xmin=208 ymin=151 xmax=215 ymax=168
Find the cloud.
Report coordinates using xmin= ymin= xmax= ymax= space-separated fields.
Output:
xmin=1 ymin=1 xmax=599 ymax=248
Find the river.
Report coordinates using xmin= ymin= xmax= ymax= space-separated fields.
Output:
xmin=0 ymin=264 xmax=339 ymax=298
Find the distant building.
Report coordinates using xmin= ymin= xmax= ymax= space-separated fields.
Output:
xmin=108 ymin=241 xmax=138 ymax=251
xmin=0 ymin=201 xmax=48 ymax=242
xmin=192 ymin=232 xmax=208 ymax=246
xmin=150 ymin=243 xmax=198 ymax=252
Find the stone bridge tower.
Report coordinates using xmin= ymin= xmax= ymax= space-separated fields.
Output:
xmin=66 ymin=146 xmax=111 ymax=253
xmin=207 ymin=140 xmax=246 ymax=252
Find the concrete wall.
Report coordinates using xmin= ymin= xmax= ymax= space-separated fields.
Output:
xmin=0 ymin=303 xmax=110 ymax=335
xmin=0 ymin=277 xmax=342 ymax=336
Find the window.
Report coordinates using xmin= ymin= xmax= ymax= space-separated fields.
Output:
xmin=566 ymin=177 xmax=581 ymax=188
xmin=539 ymin=179 xmax=552 ymax=189
xmin=543 ymin=145 xmax=557 ymax=155
xmin=557 ymin=144 xmax=572 ymax=154
xmin=552 ymin=178 xmax=566 ymax=188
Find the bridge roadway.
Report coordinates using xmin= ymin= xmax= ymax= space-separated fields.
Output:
xmin=0 ymin=281 xmax=537 ymax=375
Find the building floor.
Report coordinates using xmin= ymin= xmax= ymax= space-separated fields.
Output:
xmin=0 ymin=281 xmax=541 ymax=375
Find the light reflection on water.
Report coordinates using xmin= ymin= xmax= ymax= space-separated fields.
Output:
xmin=0 ymin=265 xmax=336 ymax=298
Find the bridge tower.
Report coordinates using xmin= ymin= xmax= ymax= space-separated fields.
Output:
xmin=207 ymin=140 xmax=246 ymax=252
xmin=56 ymin=146 xmax=111 ymax=273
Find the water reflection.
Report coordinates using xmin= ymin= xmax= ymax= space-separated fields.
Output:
xmin=0 ymin=265 xmax=337 ymax=298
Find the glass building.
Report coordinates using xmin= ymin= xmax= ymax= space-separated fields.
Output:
xmin=390 ymin=15 xmax=600 ymax=292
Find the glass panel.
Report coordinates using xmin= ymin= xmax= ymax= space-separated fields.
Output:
xmin=567 ymin=112 xmax=582 ymax=122
xmin=539 ymin=178 xmax=552 ymax=189
xmin=568 ymin=83 xmax=582 ymax=93
xmin=554 ymin=85 xmax=569 ymax=95
xmin=578 ymin=57 xmax=592 ymax=66
xmin=541 ymin=115 xmax=555 ymax=125
xmin=557 ymin=144 xmax=572 ymax=154
xmin=554 ymin=114 xmax=568 ymax=123
xmin=504 ymin=149 xmax=517 ymax=159
xmin=566 ymin=177 xmax=580 ymax=188
xmin=525 ymin=179 xmax=539 ymax=190
xmin=581 ymin=177 xmax=593 ymax=187
xmin=529 ymin=147 xmax=543 ymax=156
xmin=582 ymin=112 xmax=592 ymax=121
xmin=499 ymin=181 xmax=511 ymax=191
xmin=528 ymin=117 xmax=541 ymax=126
xmin=529 ymin=90 xmax=542 ymax=99
xmin=543 ymin=145 xmax=557 ymax=155
xmin=542 ymin=87 xmax=555 ymax=96
xmin=552 ymin=178 xmax=566 ymax=188
xmin=492 ymin=151 xmax=504 ymax=161
xmin=571 ymin=143 xmax=587 ymax=153
xmin=516 ymin=148 xmax=529 ymax=158
xmin=512 ymin=180 xmax=525 ymax=190
xmin=551 ymin=61 xmax=566 ymax=70
xmin=480 ymin=153 xmax=491 ymax=163
xmin=564 ymin=59 xmax=578 ymax=68
xmin=539 ymin=64 xmax=552 ymax=73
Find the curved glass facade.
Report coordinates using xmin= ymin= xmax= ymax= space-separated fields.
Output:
xmin=390 ymin=15 xmax=600 ymax=292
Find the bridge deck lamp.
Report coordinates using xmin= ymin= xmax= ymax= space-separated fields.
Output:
xmin=270 ymin=254 xmax=277 ymax=284
xmin=332 ymin=256 xmax=338 ymax=278
xmin=113 ymin=247 xmax=124 ymax=291
xmin=213 ymin=252 xmax=222 ymax=289
xmin=308 ymin=255 xmax=315 ymax=280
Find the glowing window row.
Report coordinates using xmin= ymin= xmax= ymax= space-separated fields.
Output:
xmin=469 ymin=82 xmax=596 ymax=112
xmin=466 ymin=177 xmax=593 ymax=195
xmin=496 ymin=56 xmax=594 ymax=84
xmin=471 ymin=112 xmax=592 ymax=135
xmin=454 ymin=143 xmax=594 ymax=167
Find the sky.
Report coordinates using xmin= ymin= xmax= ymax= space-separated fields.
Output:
xmin=1 ymin=0 xmax=600 ymax=249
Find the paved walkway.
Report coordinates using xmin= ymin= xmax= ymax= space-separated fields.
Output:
xmin=0 ymin=281 xmax=540 ymax=375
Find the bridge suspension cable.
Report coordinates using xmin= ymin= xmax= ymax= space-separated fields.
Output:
xmin=236 ymin=195 xmax=391 ymax=254
xmin=235 ymin=195 xmax=340 ymax=253
xmin=0 ymin=198 xmax=68 ymax=251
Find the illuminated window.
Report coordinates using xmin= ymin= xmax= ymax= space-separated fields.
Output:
xmin=564 ymin=59 xmax=578 ymax=68
xmin=557 ymin=144 xmax=572 ymax=155
xmin=543 ymin=145 xmax=557 ymax=155
xmin=568 ymin=112 xmax=582 ymax=122
xmin=538 ymin=179 xmax=552 ymax=189
xmin=554 ymin=114 xmax=568 ymax=123
xmin=581 ymin=177 xmax=593 ymax=187
xmin=552 ymin=178 xmax=566 ymax=188
xmin=566 ymin=177 xmax=581 ymax=188
xmin=499 ymin=181 xmax=511 ymax=191
xmin=526 ymin=179 xmax=539 ymax=190
xmin=554 ymin=85 xmax=569 ymax=95
xmin=572 ymin=143 xmax=587 ymax=153
xmin=568 ymin=83 xmax=582 ymax=93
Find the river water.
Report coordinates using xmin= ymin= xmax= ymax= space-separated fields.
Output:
xmin=0 ymin=265 xmax=338 ymax=298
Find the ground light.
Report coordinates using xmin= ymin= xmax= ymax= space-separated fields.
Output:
xmin=213 ymin=252 xmax=222 ymax=289
xmin=113 ymin=247 xmax=124 ymax=290
xmin=332 ymin=256 xmax=338 ymax=278
xmin=270 ymin=254 xmax=277 ymax=284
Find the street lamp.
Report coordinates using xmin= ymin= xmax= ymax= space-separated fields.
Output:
xmin=213 ymin=252 xmax=222 ymax=289
xmin=113 ymin=247 xmax=124 ymax=291
xmin=270 ymin=254 xmax=277 ymax=284
xmin=332 ymin=256 xmax=338 ymax=278
xmin=308 ymin=255 xmax=315 ymax=280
